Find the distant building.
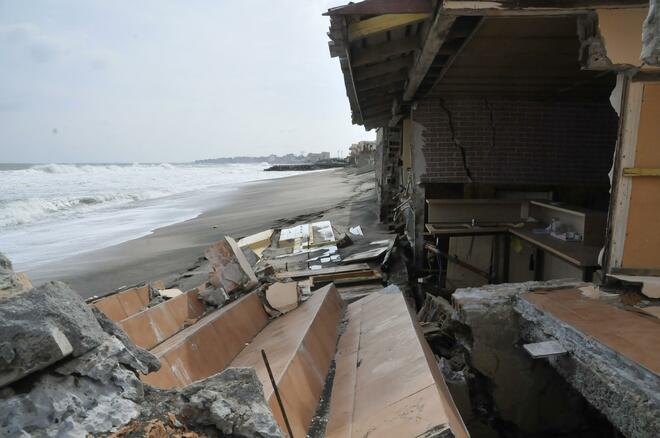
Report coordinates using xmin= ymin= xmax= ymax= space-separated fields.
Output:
xmin=349 ymin=141 xmax=376 ymax=167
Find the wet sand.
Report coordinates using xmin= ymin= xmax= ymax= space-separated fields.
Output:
xmin=29 ymin=168 xmax=376 ymax=298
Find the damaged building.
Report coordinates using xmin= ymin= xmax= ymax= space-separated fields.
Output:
xmin=326 ymin=0 xmax=660 ymax=437
xmin=1 ymin=1 xmax=659 ymax=437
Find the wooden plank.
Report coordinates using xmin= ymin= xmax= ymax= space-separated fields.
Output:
xmin=325 ymin=0 xmax=433 ymax=16
xmin=348 ymin=13 xmax=431 ymax=41
xmin=623 ymin=167 xmax=660 ymax=176
xmin=442 ymin=0 xmax=647 ymax=16
xmin=275 ymin=263 xmax=371 ymax=280
xmin=403 ymin=15 xmax=456 ymax=100
xmin=509 ymin=225 xmax=601 ymax=268
xmin=354 ymin=56 xmax=413 ymax=81
xmin=352 ymin=36 xmax=419 ymax=67
xmin=357 ymin=70 xmax=408 ymax=91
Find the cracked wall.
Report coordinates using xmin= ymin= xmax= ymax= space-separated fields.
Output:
xmin=412 ymin=95 xmax=618 ymax=186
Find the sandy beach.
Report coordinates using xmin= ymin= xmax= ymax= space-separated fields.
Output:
xmin=29 ymin=167 xmax=376 ymax=298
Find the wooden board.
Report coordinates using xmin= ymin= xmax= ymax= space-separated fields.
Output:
xmin=622 ymin=83 xmax=660 ymax=269
xmin=275 ymin=263 xmax=371 ymax=280
xmin=341 ymin=247 xmax=388 ymax=263
xmin=509 ymin=225 xmax=600 ymax=268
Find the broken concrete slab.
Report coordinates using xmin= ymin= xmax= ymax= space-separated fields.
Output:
xmin=451 ymin=280 xmax=598 ymax=435
xmin=265 ymin=282 xmax=299 ymax=314
xmin=516 ymin=288 xmax=660 ymax=437
xmin=0 ymin=253 xmax=31 ymax=299
xmin=0 ymin=281 xmax=107 ymax=388
xmin=182 ymin=367 xmax=284 ymax=438
xmin=206 ymin=236 xmax=258 ymax=296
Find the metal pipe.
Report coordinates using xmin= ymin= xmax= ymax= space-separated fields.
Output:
xmin=261 ymin=349 xmax=294 ymax=438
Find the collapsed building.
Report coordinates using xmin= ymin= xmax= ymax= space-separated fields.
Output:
xmin=325 ymin=0 xmax=659 ymax=437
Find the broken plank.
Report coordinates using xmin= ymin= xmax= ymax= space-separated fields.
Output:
xmin=275 ymin=263 xmax=371 ymax=280
xmin=311 ymin=270 xmax=382 ymax=287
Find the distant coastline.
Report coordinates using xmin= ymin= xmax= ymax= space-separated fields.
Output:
xmin=196 ymin=151 xmax=333 ymax=165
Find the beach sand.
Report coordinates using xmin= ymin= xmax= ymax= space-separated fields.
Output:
xmin=29 ymin=168 xmax=377 ymax=298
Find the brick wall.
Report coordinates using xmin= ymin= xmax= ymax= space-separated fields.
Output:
xmin=413 ymin=94 xmax=618 ymax=186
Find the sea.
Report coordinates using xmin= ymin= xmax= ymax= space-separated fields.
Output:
xmin=0 ymin=162 xmax=302 ymax=271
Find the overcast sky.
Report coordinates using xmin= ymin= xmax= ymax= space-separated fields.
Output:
xmin=0 ymin=0 xmax=373 ymax=163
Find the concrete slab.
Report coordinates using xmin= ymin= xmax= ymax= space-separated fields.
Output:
xmin=326 ymin=288 xmax=468 ymax=438
xmin=517 ymin=287 xmax=660 ymax=437
xmin=230 ymin=284 xmax=345 ymax=437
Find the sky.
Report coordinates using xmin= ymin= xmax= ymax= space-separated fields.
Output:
xmin=0 ymin=0 xmax=373 ymax=163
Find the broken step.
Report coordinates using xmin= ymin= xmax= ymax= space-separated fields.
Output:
xmin=141 ymin=292 xmax=269 ymax=389
xmin=325 ymin=287 xmax=469 ymax=438
xmin=230 ymin=284 xmax=345 ymax=437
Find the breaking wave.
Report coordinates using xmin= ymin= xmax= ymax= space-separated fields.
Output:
xmin=0 ymin=191 xmax=167 ymax=228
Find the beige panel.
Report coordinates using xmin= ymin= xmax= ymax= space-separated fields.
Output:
xmin=326 ymin=290 xmax=468 ymax=438
xmin=622 ymin=83 xmax=660 ymax=268
xmin=597 ymin=7 xmax=648 ymax=67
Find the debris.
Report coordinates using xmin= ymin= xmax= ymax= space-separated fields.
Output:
xmin=182 ymin=367 xmax=284 ymax=438
xmin=349 ymin=225 xmax=363 ymax=236
xmin=159 ymin=288 xmax=183 ymax=298
xmin=238 ymin=229 xmax=274 ymax=258
xmin=523 ymin=340 xmax=568 ymax=358
xmin=638 ymin=306 xmax=660 ymax=320
xmin=0 ymin=281 xmax=107 ymax=387
xmin=0 ymin=252 xmax=32 ymax=298
xmin=341 ymin=246 xmax=388 ymax=263
xmin=310 ymin=269 xmax=381 ymax=287
xmin=609 ymin=274 xmax=660 ymax=299
xmin=199 ymin=286 xmax=229 ymax=307
xmin=275 ymin=262 xmax=370 ymax=280
xmin=265 ymin=282 xmax=299 ymax=314
xmin=206 ymin=236 xmax=258 ymax=296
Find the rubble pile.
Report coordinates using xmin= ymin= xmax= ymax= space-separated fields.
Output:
xmin=0 ymin=252 xmax=283 ymax=438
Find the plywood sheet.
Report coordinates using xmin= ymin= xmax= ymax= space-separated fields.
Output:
xmin=623 ymin=83 xmax=660 ymax=269
xmin=230 ymin=284 xmax=345 ymax=437
xmin=326 ymin=289 xmax=468 ymax=438
xmin=142 ymin=292 xmax=268 ymax=388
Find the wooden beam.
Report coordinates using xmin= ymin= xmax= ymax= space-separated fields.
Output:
xmin=442 ymin=0 xmax=647 ymax=16
xmin=623 ymin=167 xmax=660 ymax=177
xmin=352 ymin=36 xmax=419 ymax=67
xmin=348 ymin=13 xmax=431 ymax=41
xmin=403 ymin=14 xmax=456 ymax=101
xmin=325 ymin=0 xmax=432 ymax=16
xmin=353 ymin=55 xmax=413 ymax=81
xmin=356 ymin=70 xmax=408 ymax=91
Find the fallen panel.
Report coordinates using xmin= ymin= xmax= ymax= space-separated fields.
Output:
xmin=325 ymin=287 xmax=468 ymax=438
xmin=340 ymin=246 xmax=388 ymax=264
xmin=206 ymin=237 xmax=258 ymax=295
xmin=230 ymin=284 xmax=345 ymax=437
xmin=91 ymin=285 xmax=151 ymax=322
xmin=141 ymin=292 xmax=268 ymax=389
xmin=118 ymin=287 xmax=206 ymax=350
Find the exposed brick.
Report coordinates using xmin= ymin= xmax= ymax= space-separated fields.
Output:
xmin=414 ymin=95 xmax=617 ymax=185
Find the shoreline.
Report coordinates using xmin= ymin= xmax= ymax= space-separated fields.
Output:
xmin=29 ymin=168 xmax=375 ymax=298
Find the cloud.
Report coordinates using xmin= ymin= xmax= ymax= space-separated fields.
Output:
xmin=0 ymin=22 xmax=115 ymax=67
